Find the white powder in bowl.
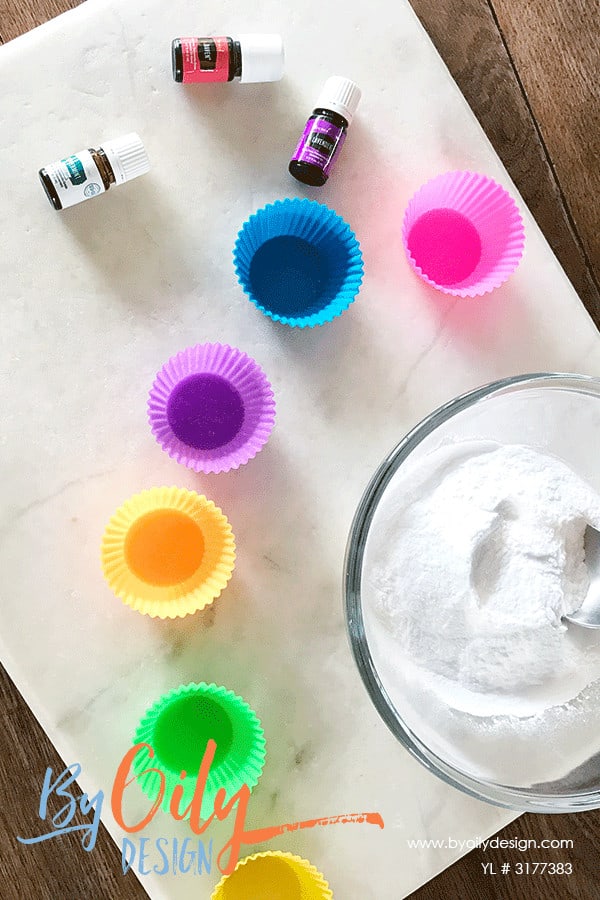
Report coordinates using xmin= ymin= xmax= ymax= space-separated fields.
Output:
xmin=364 ymin=442 xmax=600 ymax=783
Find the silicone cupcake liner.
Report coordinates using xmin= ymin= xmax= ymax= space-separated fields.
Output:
xmin=101 ymin=487 xmax=235 ymax=618
xmin=148 ymin=343 xmax=276 ymax=474
xmin=133 ymin=682 xmax=266 ymax=821
xmin=402 ymin=171 xmax=525 ymax=297
xmin=211 ymin=851 xmax=333 ymax=900
xmin=233 ymin=198 xmax=363 ymax=327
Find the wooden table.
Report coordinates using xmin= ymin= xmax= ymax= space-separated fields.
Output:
xmin=1 ymin=2 xmax=598 ymax=898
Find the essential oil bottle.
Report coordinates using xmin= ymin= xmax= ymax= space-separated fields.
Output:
xmin=172 ymin=34 xmax=284 ymax=84
xmin=289 ymin=76 xmax=361 ymax=187
xmin=39 ymin=133 xmax=150 ymax=210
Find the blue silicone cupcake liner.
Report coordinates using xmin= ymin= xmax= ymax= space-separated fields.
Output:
xmin=233 ymin=198 xmax=363 ymax=328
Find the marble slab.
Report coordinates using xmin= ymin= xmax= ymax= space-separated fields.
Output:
xmin=1 ymin=0 xmax=599 ymax=897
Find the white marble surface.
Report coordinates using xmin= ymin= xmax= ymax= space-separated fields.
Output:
xmin=1 ymin=0 xmax=599 ymax=897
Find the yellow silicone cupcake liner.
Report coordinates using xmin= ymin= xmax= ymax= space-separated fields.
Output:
xmin=101 ymin=486 xmax=235 ymax=618
xmin=211 ymin=851 xmax=333 ymax=900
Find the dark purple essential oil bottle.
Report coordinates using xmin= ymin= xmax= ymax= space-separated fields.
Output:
xmin=289 ymin=76 xmax=361 ymax=187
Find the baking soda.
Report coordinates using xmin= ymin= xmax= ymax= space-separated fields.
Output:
xmin=364 ymin=442 xmax=600 ymax=783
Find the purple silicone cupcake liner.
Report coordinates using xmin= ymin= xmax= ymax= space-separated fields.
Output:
xmin=148 ymin=343 xmax=276 ymax=474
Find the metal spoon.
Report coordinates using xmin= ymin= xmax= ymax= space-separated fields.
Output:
xmin=564 ymin=525 xmax=600 ymax=629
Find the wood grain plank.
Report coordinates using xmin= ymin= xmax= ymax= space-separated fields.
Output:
xmin=490 ymin=0 xmax=600 ymax=274
xmin=411 ymin=0 xmax=600 ymax=323
xmin=0 ymin=664 xmax=146 ymax=900
xmin=0 ymin=0 xmax=82 ymax=43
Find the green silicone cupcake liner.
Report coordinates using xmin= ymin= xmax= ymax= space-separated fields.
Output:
xmin=133 ymin=682 xmax=266 ymax=820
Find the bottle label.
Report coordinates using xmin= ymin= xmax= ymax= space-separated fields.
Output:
xmin=291 ymin=117 xmax=346 ymax=176
xmin=179 ymin=37 xmax=230 ymax=83
xmin=44 ymin=150 xmax=105 ymax=208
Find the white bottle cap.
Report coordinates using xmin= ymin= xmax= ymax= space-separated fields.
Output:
xmin=238 ymin=34 xmax=285 ymax=83
xmin=315 ymin=76 xmax=362 ymax=124
xmin=101 ymin=132 xmax=150 ymax=185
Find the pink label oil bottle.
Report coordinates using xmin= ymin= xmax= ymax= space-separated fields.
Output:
xmin=172 ymin=35 xmax=284 ymax=84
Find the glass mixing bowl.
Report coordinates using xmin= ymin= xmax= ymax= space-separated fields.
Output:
xmin=344 ymin=373 xmax=600 ymax=812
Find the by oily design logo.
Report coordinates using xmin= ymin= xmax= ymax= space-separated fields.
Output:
xmin=17 ymin=741 xmax=384 ymax=878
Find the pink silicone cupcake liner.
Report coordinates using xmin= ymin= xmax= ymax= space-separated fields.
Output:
xmin=402 ymin=171 xmax=525 ymax=297
xmin=148 ymin=343 xmax=276 ymax=474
